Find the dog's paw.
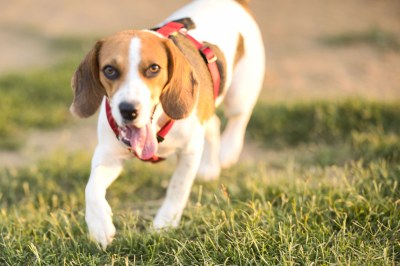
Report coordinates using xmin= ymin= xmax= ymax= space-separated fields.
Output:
xmin=219 ymin=136 xmax=242 ymax=168
xmin=153 ymin=205 xmax=182 ymax=230
xmin=197 ymin=162 xmax=220 ymax=181
xmin=85 ymin=200 xmax=116 ymax=249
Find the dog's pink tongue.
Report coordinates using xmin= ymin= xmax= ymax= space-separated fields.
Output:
xmin=127 ymin=123 xmax=157 ymax=160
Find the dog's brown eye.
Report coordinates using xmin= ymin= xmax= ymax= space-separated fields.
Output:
xmin=103 ymin=65 xmax=119 ymax=80
xmin=145 ymin=64 xmax=160 ymax=77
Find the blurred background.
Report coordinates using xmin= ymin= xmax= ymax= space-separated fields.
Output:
xmin=0 ymin=0 xmax=399 ymax=167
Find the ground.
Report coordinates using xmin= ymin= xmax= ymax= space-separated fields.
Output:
xmin=1 ymin=1 xmax=399 ymax=264
xmin=0 ymin=0 xmax=399 ymax=167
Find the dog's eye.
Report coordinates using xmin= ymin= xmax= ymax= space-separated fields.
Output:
xmin=103 ymin=65 xmax=119 ymax=80
xmin=145 ymin=64 xmax=160 ymax=78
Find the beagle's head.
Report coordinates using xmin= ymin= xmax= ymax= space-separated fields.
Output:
xmin=70 ymin=30 xmax=199 ymax=127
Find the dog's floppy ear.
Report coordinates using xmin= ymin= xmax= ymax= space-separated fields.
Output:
xmin=160 ymin=39 xmax=199 ymax=120
xmin=70 ymin=41 xmax=105 ymax=118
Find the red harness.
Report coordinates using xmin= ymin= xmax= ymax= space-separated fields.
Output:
xmin=105 ymin=21 xmax=221 ymax=162
xmin=156 ymin=21 xmax=221 ymax=99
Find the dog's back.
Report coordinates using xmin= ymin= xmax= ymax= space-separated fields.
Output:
xmin=164 ymin=0 xmax=265 ymax=103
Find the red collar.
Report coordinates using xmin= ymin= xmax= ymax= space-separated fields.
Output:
xmin=105 ymin=21 xmax=221 ymax=162
xmin=105 ymin=99 xmax=173 ymax=163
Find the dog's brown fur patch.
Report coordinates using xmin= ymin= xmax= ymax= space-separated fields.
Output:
xmin=235 ymin=0 xmax=251 ymax=14
xmin=160 ymin=37 xmax=199 ymax=120
xmin=71 ymin=41 xmax=105 ymax=118
xmin=168 ymin=33 xmax=215 ymax=123
xmin=234 ymin=33 xmax=245 ymax=67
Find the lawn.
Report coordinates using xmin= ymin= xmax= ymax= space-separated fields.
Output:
xmin=0 ymin=145 xmax=399 ymax=264
xmin=0 ymin=35 xmax=399 ymax=265
xmin=0 ymin=35 xmax=96 ymax=149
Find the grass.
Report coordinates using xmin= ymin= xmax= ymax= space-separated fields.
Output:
xmin=0 ymin=149 xmax=399 ymax=264
xmin=1 ymin=30 xmax=399 ymax=265
xmin=1 ymin=98 xmax=400 ymax=264
xmin=248 ymin=99 xmax=400 ymax=147
xmin=319 ymin=27 xmax=400 ymax=51
xmin=0 ymin=64 xmax=72 ymax=148
xmin=0 ymin=34 xmax=96 ymax=149
xmin=0 ymin=30 xmax=398 ymax=150
xmin=0 ymin=62 xmax=76 ymax=149
xmin=2 ymin=68 xmax=399 ymax=152
xmin=246 ymin=100 xmax=400 ymax=167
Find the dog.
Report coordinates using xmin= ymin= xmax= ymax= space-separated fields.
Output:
xmin=70 ymin=0 xmax=265 ymax=248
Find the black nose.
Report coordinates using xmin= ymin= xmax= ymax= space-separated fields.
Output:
xmin=119 ymin=102 xmax=138 ymax=121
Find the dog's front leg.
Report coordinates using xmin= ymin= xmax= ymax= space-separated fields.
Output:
xmin=153 ymin=127 xmax=205 ymax=229
xmin=85 ymin=146 xmax=123 ymax=249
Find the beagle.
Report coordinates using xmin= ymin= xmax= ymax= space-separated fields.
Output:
xmin=71 ymin=0 xmax=265 ymax=248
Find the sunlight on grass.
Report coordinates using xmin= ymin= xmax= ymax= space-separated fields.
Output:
xmin=0 ymin=148 xmax=399 ymax=264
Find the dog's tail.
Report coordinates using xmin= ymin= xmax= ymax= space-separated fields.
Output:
xmin=235 ymin=0 xmax=250 ymax=6
xmin=235 ymin=0 xmax=251 ymax=12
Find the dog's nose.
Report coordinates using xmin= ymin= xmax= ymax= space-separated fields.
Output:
xmin=119 ymin=102 xmax=138 ymax=121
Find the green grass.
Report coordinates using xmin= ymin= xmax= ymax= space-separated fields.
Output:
xmin=0 ymin=150 xmax=399 ymax=264
xmin=0 ymin=97 xmax=398 ymax=264
xmin=0 ymin=34 xmax=96 ymax=149
xmin=0 ymin=99 xmax=399 ymax=264
xmin=1 ymin=30 xmax=399 ymax=264
xmin=319 ymin=28 xmax=400 ymax=51
xmin=0 ymin=61 xmax=77 ymax=149
xmin=246 ymin=100 xmax=400 ymax=167
xmin=248 ymin=100 xmax=400 ymax=147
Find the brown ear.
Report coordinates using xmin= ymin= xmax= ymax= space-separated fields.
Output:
xmin=70 ymin=41 xmax=105 ymax=118
xmin=160 ymin=40 xmax=199 ymax=120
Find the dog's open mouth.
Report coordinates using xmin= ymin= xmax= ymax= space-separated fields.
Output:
xmin=120 ymin=123 xmax=157 ymax=160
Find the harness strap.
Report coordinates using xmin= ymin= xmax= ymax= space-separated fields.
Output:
xmin=156 ymin=120 xmax=175 ymax=142
xmin=158 ymin=22 xmax=221 ymax=99
xmin=155 ymin=21 xmax=185 ymax=37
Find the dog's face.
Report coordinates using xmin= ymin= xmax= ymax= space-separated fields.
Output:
xmin=98 ymin=31 xmax=170 ymax=128
xmin=70 ymin=30 xmax=199 ymax=127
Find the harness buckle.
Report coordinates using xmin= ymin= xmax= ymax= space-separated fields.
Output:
xmin=200 ymin=46 xmax=217 ymax=63
xmin=157 ymin=135 xmax=165 ymax=143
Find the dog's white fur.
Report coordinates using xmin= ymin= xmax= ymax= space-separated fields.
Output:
xmin=72 ymin=0 xmax=265 ymax=248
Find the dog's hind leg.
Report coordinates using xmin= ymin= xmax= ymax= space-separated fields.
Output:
xmin=220 ymin=112 xmax=252 ymax=169
xmin=197 ymin=114 xmax=221 ymax=181
xmin=220 ymin=49 xmax=265 ymax=168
